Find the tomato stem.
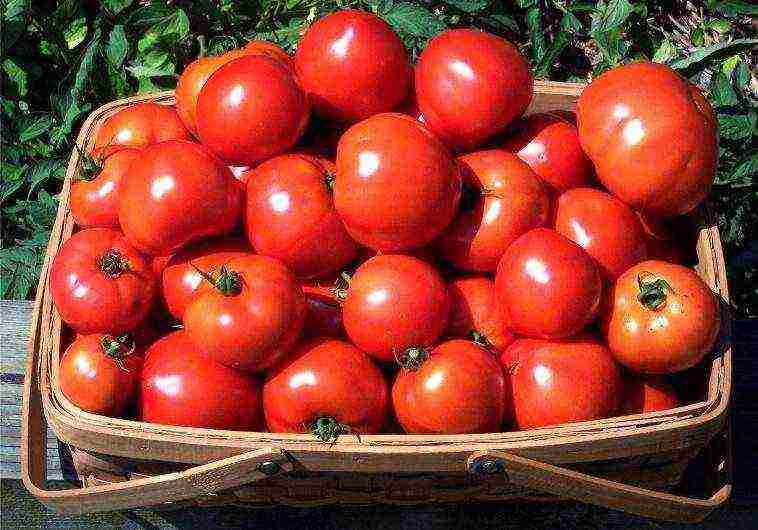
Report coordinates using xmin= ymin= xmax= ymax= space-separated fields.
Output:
xmin=395 ymin=345 xmax=430 ymax=371
xmin=74 ymin=144 xmax=104 ymax=181
xmin=99 ymin=249 xmax=131 ymax=278
xmin=323 ymin=169 xmax=336 ymax=192
xmin=189 ymin=261 xmax=243 ymax=297
xmin=100 ymin=333 xmax=136 ymax=372
xmin=309 ymin=416 xmax=353 ymax=444
xmin=636 ymin=272 xmax=672 ymax=310
xmin=469 ymin=329 xmax=495 ymax=351
xmin=330 ymin=271 xmax=352 ymax=304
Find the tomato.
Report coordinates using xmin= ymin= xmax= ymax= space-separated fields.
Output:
xmin=299 ymin=280 xmax=344 ymax=338
xmin=263 ymin=339 xmax=389 ymax=438
xmin=59 ymin=333 xmax=142 ymax=416
xmin=622 ymin=376 xmax=679 ymax=414
xmin=554 ymin=188 xmax=647 ymax=280
xmin=602 ymin=260 xmax=720 ymax=373
xmin=335 ymin=113 xmax=461 ymax=251
xmin=183 ymin=255 xmax=306 ymax=372
xmin=242 ymin=40 xmax=293 ymax=68
xmin=70 ymin=148 xmax=141 ymax=228
xmin=498 ymin=338 xmax=545 ymax=373
xmin=392 ymin=339 xmax=507 ymax=434
xmin=637 ymin=213 xmax=691 ymax=264
xmin=415 ymin=29 xmax=533 ymax=151
xmin=447 ymin=276 xmax=515 ymax=352
xmin=118 ymin=140 xmax=243 ymax=256
xmin=160 ymin=237 xmax=252 ymax=320
xmin=342 ymin=254 xmax=449 ymax=363
xmin=436 ymin=150 xmax=550 ymax=272
xmin=196 ymin=54 xmax=309 ymax=165
xmin=500 ymin=112 xmax=594 ymax=194
xmin=245 ymin=154 xmax=358 ymax=278
xmin=50 ymin=228 xmax=156 ymax=334
xmin=495 ymin=228 xmax=602 ymax=339
xmin=294 ymin=10 xmax=411 ymax=123
xmin=511 ymin=336 xmax=623 ymax=430
xmin=91 ymin=103 xmax=191 ymax=158
xmin=577 ymin=62 xmax=718 ymax=217
xmin=140 ymin=331 xmax=263 ymax=430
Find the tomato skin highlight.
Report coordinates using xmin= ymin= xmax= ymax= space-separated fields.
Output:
xmin=622 ymin=376 xmax=679 ymax=414
xmin=447 ymin=276 xmax=515 ymax=352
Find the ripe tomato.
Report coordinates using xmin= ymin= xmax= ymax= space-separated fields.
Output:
xmin=299 ymin=280 xmax=344 ymax=339
xmin=294 ymin=10 xmax=410 ymax=123
xmin=245 ymin=154 xmax=358 ymax=278
xmin=415 ymin=29 xmax=533 ymax=151
xmin=637 ymin=213 xmax=690 ymax=264
xmin=622 ymin=376 xmax=679 ymax=414
xmin=118 ymin=140 xmax=243 ymax=255
xmin=495 ymin=228 xmax=602 ymax=339
xmin=91 ymin=103 xmax=191 ymax=158
xmin=511 ymin=336 xmax=623 ymax=430
xmin=183 ymin=255 xmax=306 ymax=372
xmin=392 ymin=339 xmax=508 ymax=434
xmin=140 ymin=331 xmax=263 ymax=430
xmin=395 ymin=69 xmax=424 ymax=123
xmin=160 ymin=237 xmax=252 ymax=320
xmin=554 ymin=188 xmax=647 ymax=280
xmin=196 ymin=54 xmax=309 ymax=165
xmin=263 ymin=339 xmax=389 ymax=437
xmin=603 ymin=260 xmax=720 ymax=373
xmin=70 ymin=148 xmax=141 ymax=228
xmin=335 ymin=113 xmax=461 ymax=251
xmin=50 ymin=228 xmax=156 ymax=334
xmin=577 ymin=62 xmax=718 ymax=217
xmin=436 ymin=150 xmax=549 ymax=272
xmin=447 ymin=276 xmax=515 ymax=352
xmin=498 ymin=338 xmax=546 ymax=372
xmin=501 ymin=112 xmax=594 ymax=194
xmin=243 ymin=40 xmax=293 ymax=68
xmin=59 ymin=333 xmax=142 ymax=416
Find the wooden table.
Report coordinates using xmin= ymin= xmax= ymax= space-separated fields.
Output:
xmin=2 ymin=299 xmax=757 ymax=528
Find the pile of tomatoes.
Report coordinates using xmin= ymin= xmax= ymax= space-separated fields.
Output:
xmin=53 ymin=10 xmax=721 ymax=439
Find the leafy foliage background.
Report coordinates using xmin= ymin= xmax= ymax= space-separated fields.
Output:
xmin=2 ymin=0 xmax=756 ymax=315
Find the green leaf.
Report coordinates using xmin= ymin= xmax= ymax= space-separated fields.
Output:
xmin=652 ymin=39 xmax=677 ymax=63
xmin=128 ymin=4 xmax=174 ymax=26
xmin=561 ymin=11 xmax=583 ymax=32
xmin=443 ymin=0 xmax=488 ymax=13
xmin=1 ymin=164 xmax=27 ymax=202
xmin=384 ymin=3 xmax=445 ymax=39
xmin=718 ymin=112 xmax=757 ymax=141
xmin=486 ymin=14 xmax=519 ymax=33
xmin=2 ymin=58 xmax=28 ymax=96
xmin=73 ymin=28 xmax=102 ymax=97
xmin=709 ymin=72 xmax=739 ymax=107
xmin=715 ymin=1 xmax=758 ymax=16
xmin=63 ymin=16 xmax=88 ymax=49
xmin=19 ymin=114 xmax=53 ymax=142
xmin=103 ymin=0 xmax=133 ymax=15
xmin=526 ymin=7 xmax=546 ymax=65
xmin=670 ymin=39 xmax=758 ymax=70
xmin=592 ymin=0 xmax=633 ymax=32
xmin=106 ymin=25 xmax=128 ymax=67
xmin=3 ymin=0 xmax=28 ymax=21
xmin=162 ymin=8 xmax=190 ymax=41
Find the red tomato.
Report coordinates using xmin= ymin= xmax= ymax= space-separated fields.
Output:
xmin=637 ymin=213 xmax=691 ymax=264
xmin=59 ymin=333 xmax=142 ymax=416
xmin=554 ymin=188 xmax=647 ymax=280
xmin=342 ymin=255 xmax=449 ymax=362
xmin=511 ymin=336 xmax=623 ymax=429
xmin=622 ymin=376 xmax=679 ymax=414
xmin=447 ymin=276 xmax=515 ymax=352
xmin=242 ymin=40 xmax=293 ymax=68
xmin=91 ymin=103 xmax=191 ymax=158
xmin=70 ymin=148 xmax=141 ymax=228
xmin=603 ymin=260 xmax=720 ymax=373
xmin=118 ymin=140 xmax=243 ymax=255
xmin=140 ymin=331 xmax=263 ymax=430
xmin=335 ymin=113 xmax=461 ymax=251
xmin=196 ymin=54 xmax=309 ymax=165
xmin=395 ymin=70 xmax=425 ymax=123
xmin=495 ymin=228 xmax=602 ymax=339
xmin=50 ymin=228 xmax=156 ymax=334
xmin=299 ymin=280 xmax=344 ymax=339
xmin=436 ymin=150 xmax=550 ymax=272
xmin=501 ymin=112 xmax=594 ymax=194
xmin=245 ymin=154 xmax=358 ymax=278
xmin=415 ymin=29 xmax=533 ymax=151
xmin=577 ymin=62 xmax=717 ymax=217
xmin=294 ymin=10 xmax=411 ymax=123
xmin=263 ymin=339 xmax=389 ymax=437
xmin=392 ymin=339 xmax=508 ymax=434
xmin=183 ymin=255 xmax=306 ymax=372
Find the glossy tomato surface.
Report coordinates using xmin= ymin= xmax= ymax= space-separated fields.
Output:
xmin=415 ymin=29 xmax=532 ymax=151
xmin=294 ymin=10 xmax=410 ymax=123
xmin=243 ymin=40 xmax=293 ymax=68
xmin=622 ymin=376 xmax=679 ymax=414
xmin=50 ymin=228 xmax=156 ymax=334
xmin=447 ymin=276 xmax=515 ymax=352
xmin=335 ymin=113 xmax=461 ymax=251
xmin=392 ymin=339 xmax=508 ymax=434
xmin=495 ymin=228 xmax=602 ymax=339
xmin=118 ymin=140 xmax=243 ymax=255
xmin=577 ymin=62 xmax=717 ymax=217
xmin=437 ymin=150 xmax=549 ymax=272
xmin=300 ymin=281 xmax=344 ymax=338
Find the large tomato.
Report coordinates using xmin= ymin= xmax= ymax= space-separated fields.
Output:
xmin=263 ymin=339 xmax=389 ymax=438
xmin=554 ymin=187 xmax=647 ymax=280
xmin=577 ymin=62 xmax=717 ymax=217
xmin=118 ymin=140 xmax=243 ymax=255
xmin=436 ymin=150 xmax=549 ymax=272
xmin=622 ymin=376 xmax=679 ymax=414
xmin=294 ymin=10 xmax=411 ymax=123
xmin=495 ymin=228 xmax=602 ymax=339
xmin=140 ymin=331 xmax=263 ymax=430
xmin=50 ymin=228 xmax=156 ymax=334
xmin=245 ymin=154 xmax=358 ymax=278
xmin=447 ymin=276 xmax=515 ymax=352
xmin=242 ymin=40 xmax=293 ymax=67
xmin=196 ymin=54 xmax=309 ymax=165
xmin=342 ymin=255 xmax=449 ymax=362
xmin=415 ymin=29 xmax=533 ymax=151
xmin=603 ymin=260 xmax=720 ymax=373
xmin=335 ymin=113 xmax=461 ymax=251
xmin=299 ymin=280 xmax=344 ymax=339
xmin=183 ymin=255 xmax=306 ymax=372
xmin=392 ymin=339 xmax=508 ymax=434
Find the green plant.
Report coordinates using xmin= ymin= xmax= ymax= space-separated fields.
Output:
xmin=2 ymin=0 xmax=756 ymax=315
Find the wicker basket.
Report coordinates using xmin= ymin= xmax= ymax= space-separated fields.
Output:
xmin=21 ymin=82 xmax=732 ymax=522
